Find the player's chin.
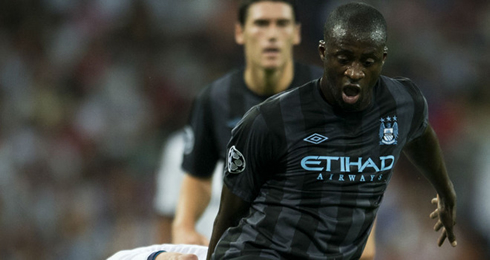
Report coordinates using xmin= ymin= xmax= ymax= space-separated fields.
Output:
xmin=261 ymin=60 xmax=284 ymax=71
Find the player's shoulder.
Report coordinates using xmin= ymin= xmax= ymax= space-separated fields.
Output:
xmin=198 ymin=68 xmax=243 ymax=97
xmin=234 ymin=80 xmax=317 ymax=137
xmin=294 ymin=62 xmax=323 ymax=77
xmin=380 ymin=75 xmax=419 ymax=90
xmin=380 ymin=75 xmax=426 ymax=104
xmin=255 ymin=79 xmax=317 ymax=117
xmin=270 ymin=78 xmax=316 ymax=101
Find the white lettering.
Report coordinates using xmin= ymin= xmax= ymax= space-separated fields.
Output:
xmin=315 ymin=173 xmax=385 ymax=183
xmin=346 ymin=157 xmax=363 ymax=172
xmin=380 ymin=156 xmax=395 ymax=171
xmin=340 ymin=157 xmax=346 ymax=172
xmin=360 ymin=158 xmax=380 ymax=172
xmin=301 ymin=155 xmax=396 ymax=173
xmin=301 ymin=156 xmax=323 ymax=171
xmin=318 ymin=156 xmax=339 ymax=171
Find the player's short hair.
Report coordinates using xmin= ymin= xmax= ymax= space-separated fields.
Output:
xmin=324 ymin=2 xmax=387 ymax=47
xmin=238 ymin=0 xmax=298 ymax=26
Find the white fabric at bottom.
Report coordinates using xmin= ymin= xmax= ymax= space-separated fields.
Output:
xmin=107 ymin=243 xmax=208 ymax=260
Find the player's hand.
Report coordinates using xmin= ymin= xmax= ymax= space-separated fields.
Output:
xmin=156 ymin=252 xmax=199 ymax=260
xmin=429 ymin=194 xmax=457 ymax=247
xmin=172 ymin=227 xmax=209 ymax=246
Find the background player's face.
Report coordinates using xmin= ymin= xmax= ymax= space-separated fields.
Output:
xmin=319 ymin=28 xmax=387 ymax=112
xmin=235 ymin=1 xmax=300 ymax=70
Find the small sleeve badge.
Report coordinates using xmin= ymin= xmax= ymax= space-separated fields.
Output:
xmin=227 ymin=146 xmax=246 ymax=174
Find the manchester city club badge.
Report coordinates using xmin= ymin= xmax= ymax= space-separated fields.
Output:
xmin=379 ymin=116 xmax=398 ymax=145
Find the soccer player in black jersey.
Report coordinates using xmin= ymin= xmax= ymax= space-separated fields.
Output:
xmin=172 ymin=1 xmax=375 ymax=259
xmin=172 ymin=0 xmax=318 ymax=245
xmin=207 ymin=2 xmax=457 ymax=260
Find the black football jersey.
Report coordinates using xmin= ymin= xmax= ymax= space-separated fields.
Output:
xmin=214 ymin=76 xmax=428 ymax=260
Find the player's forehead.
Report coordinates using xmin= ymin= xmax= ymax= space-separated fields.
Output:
xmin=331 ymin=23 xmax=384 ymax=44
xmin=245 ymin=1 xmax=295 ymax=23
xmin=328 ymin=24 xmax=385 ymax=51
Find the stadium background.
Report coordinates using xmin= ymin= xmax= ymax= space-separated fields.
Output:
xmin=0 ymin=0 xmax=489 ymax=259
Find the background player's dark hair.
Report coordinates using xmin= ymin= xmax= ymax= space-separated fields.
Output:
xmin=238 ymin=0 xmax=298 ymax=26
xmin=323 ymin=2 xmax=387 ymax=47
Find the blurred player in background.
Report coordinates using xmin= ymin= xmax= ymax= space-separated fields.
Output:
xmin=171 ymin=0 xmax=323 ymax=245
xmin=165 ymin=0 xmax=318 ymax=245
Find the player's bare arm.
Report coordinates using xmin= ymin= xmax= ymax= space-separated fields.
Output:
xmin=403 ymin=124 xmax=457 ymax=247
xmin=172 ymin=174 xmax=213 ymax=245
xmin=155 ymin=252 xmax=199 ymax=260
xmin=360 ymin=220 xmax=376 ymax=260
xmin=207 ymin=185 xmax=251 ymax=260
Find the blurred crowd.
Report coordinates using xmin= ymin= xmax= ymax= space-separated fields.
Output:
xmin=0 ymin=0 xmax=488 ymax=259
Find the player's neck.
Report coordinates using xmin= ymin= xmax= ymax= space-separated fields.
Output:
xmin=244 ymin=61 xmax=294 ymax=96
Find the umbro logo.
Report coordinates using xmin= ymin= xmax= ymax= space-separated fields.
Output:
xmin=304 ymin=133 xmax=328 ymax=144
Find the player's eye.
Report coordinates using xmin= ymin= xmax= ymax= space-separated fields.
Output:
xmin=337 ymin=56 xmax=350 ymax=65
xmin=363 ymin=59 xmax=375 ymax=67
xmin=277 ymin=20 xmax=291 ymax=27
xmin=254 ymin=20 xmax=269 ymax=27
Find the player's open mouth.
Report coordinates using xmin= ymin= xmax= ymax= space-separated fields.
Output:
xmin=263 ymin=48 xmax=280 ymax=54
xmin=342 ymin=84 xmax=361 ymax=104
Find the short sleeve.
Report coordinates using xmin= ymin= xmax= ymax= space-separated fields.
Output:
xmin=409 ymin=94 xmax=429 ymax=142
xmin=182 ymin=87 xmax=220 ymax=178
xmin=408 ymin=84 xmax=429 ymax=142
xmin=403 ymin=80 xmax=429 ymax=142
xmin=223 ymin=107 xmax=278 ymax=202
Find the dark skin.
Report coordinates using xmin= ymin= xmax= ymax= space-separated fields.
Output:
xmin=206 ymin=185 xmax=250 ymax=260
xmin=404 ymin=126 xmax=457 ymax=247
xmin=317 ymin=32 xmax=386 ymax=112
xmin=207 ymin=28 xmax=457 ymax=260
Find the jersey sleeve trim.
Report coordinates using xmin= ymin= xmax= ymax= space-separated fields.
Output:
xmin=396 ymin=77 xmax=429 ymax=142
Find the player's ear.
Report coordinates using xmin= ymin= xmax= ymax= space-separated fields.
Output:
xmin=318 ymin=40 xmax=326 ymax=61
xmin=382 ymin=46 xmax=388 ymax=65
xmin=293 ymin=23 xmax=301 ymax=45
xmin=235 ymin=23 xmax=245 ymax=45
